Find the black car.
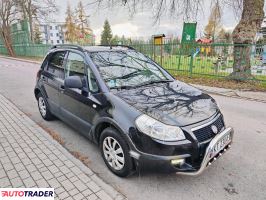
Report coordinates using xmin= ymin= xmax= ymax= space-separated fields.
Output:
xmin=34 ymin=44 xmax=233 ymax=177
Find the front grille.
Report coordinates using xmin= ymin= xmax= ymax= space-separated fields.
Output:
xmin=193 ymin=115 xmax=224 ymax=143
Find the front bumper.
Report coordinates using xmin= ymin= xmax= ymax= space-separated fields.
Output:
xmin=129 ymin=127 xmax=234 ymax=175
xmin=176 ymin=127 xmax=233 ymax=175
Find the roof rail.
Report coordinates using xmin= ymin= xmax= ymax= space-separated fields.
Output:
xmin=51 ymin=44 xmax=84 ymax=51
xmin=97 ymin=45 xmax=136 ymax=50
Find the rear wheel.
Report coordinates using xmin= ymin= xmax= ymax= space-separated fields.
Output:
xmin=37 ymin=93 xmax=54 ymax=121
xmin=100 ymin=127 xmax=133 ymax=177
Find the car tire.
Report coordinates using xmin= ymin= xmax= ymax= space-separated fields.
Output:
xmin=100 ymin=127 xmax=134 ymax=177
xmin=37 ymin=93 xmax=54 ymax=121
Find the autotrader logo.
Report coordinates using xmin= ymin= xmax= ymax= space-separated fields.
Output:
xmin=0 ymin=188 xmax=54 ymax=200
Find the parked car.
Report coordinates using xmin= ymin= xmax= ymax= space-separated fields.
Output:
xmin=34 ymin=44 xmax=233 ymax=177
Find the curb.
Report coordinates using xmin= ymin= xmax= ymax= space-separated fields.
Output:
xmin=45 ymin=134 xmax=126 ymax=200
xmin=48 ymin=134 xmax=126 ymax=200
xmin=0 ymin=55 xmax=42 ymax=65
xmin=192 ymin=84 xmax=266 ymax=103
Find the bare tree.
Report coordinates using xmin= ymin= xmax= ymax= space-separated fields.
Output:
xmin=91 ymin=0 xmax=204 ymax=22
xmin=204 ymin=1 xmax=222 ymax=41
xmin=91 ymin=0 xmax=265 ymax=80
xmin=16 ymin=0 xmax=57 ymax=43
xmin=0 ymin=0 xmax=16 ymax=56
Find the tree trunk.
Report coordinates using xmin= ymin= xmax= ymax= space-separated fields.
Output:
xmin=29 ymin=14 xmax=34 ymax=42
xmin=27 ymin=0 xmax=34 ymax=43
xmin=1 ymin=27 xmax=15 ymax=57
xmin=230 ymin=0 xmax=264 ymax=80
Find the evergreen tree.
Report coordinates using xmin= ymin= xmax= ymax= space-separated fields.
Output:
xmin=111 ymin=35 xmax=120 ymax=45
xmin=65 ymin=4 xmax=76 ymax=43
xmin=76 ymin=1 xmax=94 ymax=45
xmin=76 ymin=1 xmax=89 ymax=34
xmin=100 ymin=20 xmax=113 ymax=45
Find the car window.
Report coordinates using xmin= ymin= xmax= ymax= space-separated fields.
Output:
xmin=65 ymin=52 xmax=85 ymax=78
xmin=65 ymin=52 xmax=99 ymax=93
xmin=90 ymin=50 xmax=169 ymax=89
xmin=47 ymin=51 xmax=66 ymax=79
xmin=87 ymin=67 xmax=99 ymax=93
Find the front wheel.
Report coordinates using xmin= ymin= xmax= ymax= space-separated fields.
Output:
xmin=37 ymin=93 xmax=54 ymax=121
xmin=100 ymin=127 xmax=134 ymax=177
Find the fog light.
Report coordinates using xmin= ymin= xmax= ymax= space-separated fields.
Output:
xmin=171 ymin=159 xmax=185 ymax=166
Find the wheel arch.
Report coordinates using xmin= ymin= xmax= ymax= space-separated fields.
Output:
xmin=34 ymin=88 xmax=41 ymax=99
xmin=92 ymin=118 xmax=127 ymax=145
xmin=93 ymin=117 xmax=137 ymax=173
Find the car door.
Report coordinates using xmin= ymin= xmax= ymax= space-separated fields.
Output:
xmin=59 ymin=50 xmax=100 ymax=138
xmin=41 ymin=51 xmax=66 ymax=115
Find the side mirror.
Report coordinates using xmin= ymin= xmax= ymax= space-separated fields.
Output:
xmin=64 ymin=76 xmax=83 ymax=89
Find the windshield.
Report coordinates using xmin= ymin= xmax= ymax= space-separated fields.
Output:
xmin=89 ymin=50 xmax=171 ymax=89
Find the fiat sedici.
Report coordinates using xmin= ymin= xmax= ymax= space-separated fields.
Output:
xmin=35 ymin=45 xmax=233 ymax=177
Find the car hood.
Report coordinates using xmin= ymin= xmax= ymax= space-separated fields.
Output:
xmin=113 ymin=81 xmax=219 ymax=126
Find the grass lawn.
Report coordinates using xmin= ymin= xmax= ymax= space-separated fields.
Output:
xmin=153 ymin=55 xmax=266 ymax=82
xmin=172 ymin=71 xmax=266 ymax=92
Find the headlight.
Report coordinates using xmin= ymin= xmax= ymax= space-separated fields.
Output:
xmin=135 ymin=114 xmax=186 ymax=141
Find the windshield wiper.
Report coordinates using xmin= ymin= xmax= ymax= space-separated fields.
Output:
xmin=109 ymin=85 xmax=136 ymax=90
xmin=105 ymin=70 xmax=142 ymax=81
xmin=110 ymin=79 xmax=173 ymax=90
xmin=138 ymin=79 xmax=173 ymax=87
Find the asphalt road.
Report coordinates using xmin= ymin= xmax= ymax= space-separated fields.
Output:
xmin=0 ymin=57 xmax=266 ymax=200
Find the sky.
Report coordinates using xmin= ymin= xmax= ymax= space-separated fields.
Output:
xmin=49 ymin=0 xmax=241 ymax=44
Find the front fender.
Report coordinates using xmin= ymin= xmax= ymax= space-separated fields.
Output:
xmin=91 ymin=117 xmax=128 ymax=144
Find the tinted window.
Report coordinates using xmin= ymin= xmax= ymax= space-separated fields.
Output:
xmin=47 ymin=51 xmax=66 ymax=79
xmin=87 ymin=66 xmax=99 ymax=93
xmin=65 ymin=52 xmax=99 ymax=93
xmin=65 ymin=52 xmax=85 ymax=78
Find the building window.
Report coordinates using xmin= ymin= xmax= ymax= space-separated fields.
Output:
xmin=56 ymin=33 xmax=59 ymax=37
xmin=50 ymin=33 xmax=53 ymax=37
xmin=50 ymin=26 xmax=53 ymax=30
xmin=51 ymin=40 xmax=54 ymax=44
xmin=55 ymin=26 xmax=58 ymax=30
xmin=57 ymin=40 xmax=60 ymax=44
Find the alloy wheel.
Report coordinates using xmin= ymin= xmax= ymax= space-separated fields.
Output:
xmin=103 ymin=136 xmax=125 ymax=170
xmin=38 ymin=97 xmax=47 ymax=117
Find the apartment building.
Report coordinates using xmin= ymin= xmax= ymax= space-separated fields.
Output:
xmin=40 ymin=23 xmax=65 ymax=45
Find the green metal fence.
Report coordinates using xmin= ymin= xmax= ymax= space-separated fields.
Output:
xmin=0 ymin=44 xmax=51 ymax=57
xmin=0 ymin=42 xmax=266 ymax=82
xmin=131 ymin=43 xmax=266 ymax=82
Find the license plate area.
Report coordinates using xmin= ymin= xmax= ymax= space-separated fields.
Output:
xmin=209 ymin=132 xmax=231 ymax=159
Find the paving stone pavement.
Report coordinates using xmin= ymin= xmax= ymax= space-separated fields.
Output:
xmin=0 ymin=94 xmax=125 ymax=200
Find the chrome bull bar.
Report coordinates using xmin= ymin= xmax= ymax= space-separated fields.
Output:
xmin=176 ymin=127 xmax=234 ymax=176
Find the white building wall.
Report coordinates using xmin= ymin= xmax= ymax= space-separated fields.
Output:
xmin=40 ymin=23 xmax=65 ymax=45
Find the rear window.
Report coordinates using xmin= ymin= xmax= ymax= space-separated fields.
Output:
xmin=47 ymin=51 xmax=66 ymax=79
